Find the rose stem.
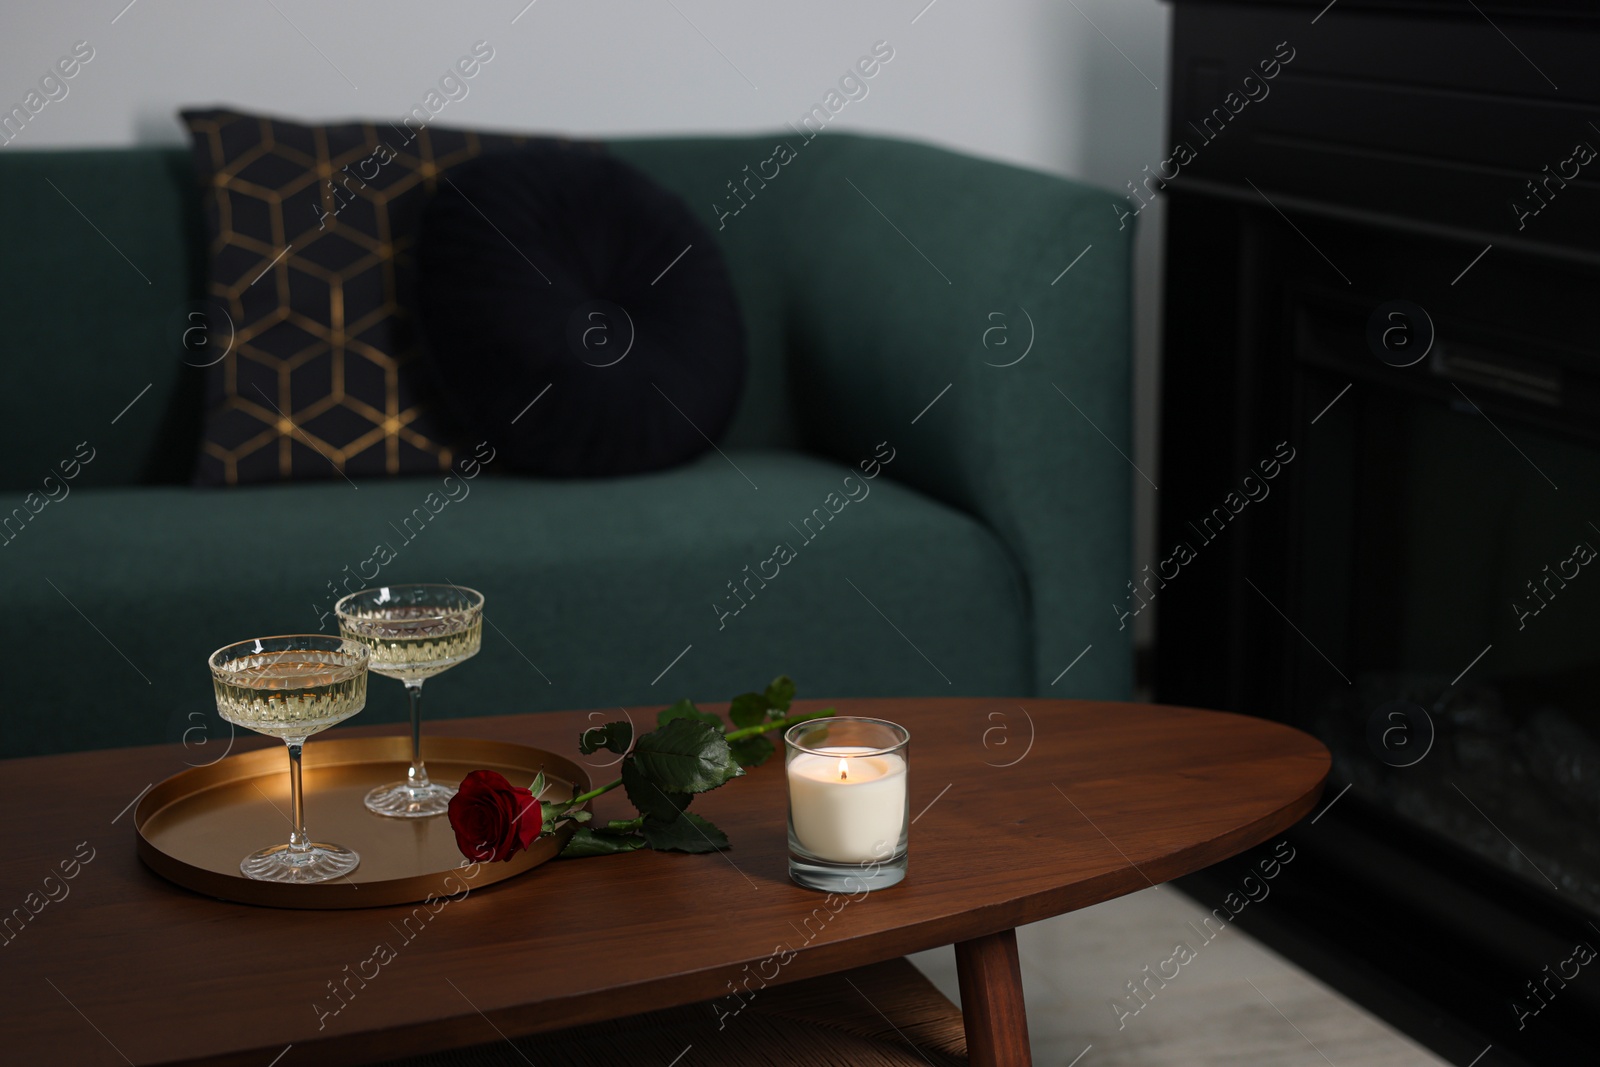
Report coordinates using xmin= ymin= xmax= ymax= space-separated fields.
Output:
xmin=722 ymin=707 xmax=833 ymax=743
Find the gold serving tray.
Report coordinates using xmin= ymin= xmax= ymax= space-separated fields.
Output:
xmin=135 ymin=736 xmax=588 ymax=909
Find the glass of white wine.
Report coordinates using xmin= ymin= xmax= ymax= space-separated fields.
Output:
xmin=335 ymin=584 xmax=484 ymax=818
xmin=208 ymin=635 xmax=369 ymax=883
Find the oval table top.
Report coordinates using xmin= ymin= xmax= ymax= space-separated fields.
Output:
xmin=0 ymin=697 xmax=1328 ymax=1066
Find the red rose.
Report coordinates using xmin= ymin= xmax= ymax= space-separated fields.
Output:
xmin=448 ymin=769 xmax=542 ymax=862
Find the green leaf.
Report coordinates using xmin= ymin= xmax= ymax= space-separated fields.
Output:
xmin=729 ymin=733 xmax=775 ymax=769
xmin=764 ymin=676 xmax=796 ymax=713
xmin=728 ymin=692 xmax=770 ymax=729
xmin=529 ymin=771 xmax=547 ymax=798
xmin=641 ymin=811 xmax=729 ymax=853
xmin=567 ymin=809 xmax=593 ymax=823
xmin=578 ymin=720 xmax=633 ymax=756
xmin=622 ymin=757 xmax=691 ymax=821
xmin=657 ymin=698 xmax=724 ymax=731
xmin=561 ymin=827 xmax=646 ymax=857
xmin=631 ymin=718 xmax=745 ymax=794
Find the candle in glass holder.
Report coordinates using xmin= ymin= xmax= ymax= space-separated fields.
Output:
xmin=787 ymin=747 xmax=907 ymax=862
xmin=785 ymin=717 xmax=909 ymax=892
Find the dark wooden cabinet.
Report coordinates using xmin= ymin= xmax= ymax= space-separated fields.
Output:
xmin=1157 ymin=3 xmax=1600 ymax=1064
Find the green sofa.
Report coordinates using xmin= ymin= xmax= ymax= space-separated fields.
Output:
xmin=0 ymin=133 xmax=1132 ymax=758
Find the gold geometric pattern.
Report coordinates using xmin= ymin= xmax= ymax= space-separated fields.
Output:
xmin=182 ymin=109 xmax=539 ymax=485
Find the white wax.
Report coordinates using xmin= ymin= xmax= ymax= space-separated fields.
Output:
xmin=787 ymin=746 xmax=907 ymax=863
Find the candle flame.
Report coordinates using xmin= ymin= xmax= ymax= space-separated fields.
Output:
xmin=837 ymin=757 xmax=849 ymax=781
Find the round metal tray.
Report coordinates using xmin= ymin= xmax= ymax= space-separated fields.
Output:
xmin=134 ymin=735 xmax=588 ymax=909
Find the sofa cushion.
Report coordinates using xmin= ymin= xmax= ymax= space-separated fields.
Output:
xmin=180 ymin=107 xmax=596 ymax=486
xmin=0 ymin=452 xmax=1028 ymax=757
xmin=417 ymin=146 xmax=746 ymax=476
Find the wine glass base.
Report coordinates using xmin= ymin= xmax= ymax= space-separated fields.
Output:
xmin=365 ymin=781 xmax=456 ymax=818
xmin=240 ymin=842 xmax=360 ymax=883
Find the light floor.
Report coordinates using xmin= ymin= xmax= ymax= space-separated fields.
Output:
xmin=908 ymin=886 xmax=1454 ymax=1067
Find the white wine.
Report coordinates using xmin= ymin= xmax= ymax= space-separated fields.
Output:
xmin=333 ymin=584 xmax=484 ymax=819
xmin=341 ymin=608 xmax=482 ymax=682
xmin=208 ymin=636 xmax=368 ymax=883
xmin=213 ymin=650 xmax=367 ymax=738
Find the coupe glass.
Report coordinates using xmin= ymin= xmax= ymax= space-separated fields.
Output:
xmin=335 ymin=584 xmax=484 ymax=818
xmin=208 ymin=635 xmax=369 ymax=883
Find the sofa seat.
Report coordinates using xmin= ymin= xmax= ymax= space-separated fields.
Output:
xmin=1 ymin=450 xmax=1028 ymax=757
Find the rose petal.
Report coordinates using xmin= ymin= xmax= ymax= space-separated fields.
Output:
xmin=449 ymin=770 xmax=522 ymax=862
xmin=515 ymin=795 xmax=542 ymax=850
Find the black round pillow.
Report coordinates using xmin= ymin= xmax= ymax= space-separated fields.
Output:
xmin=416 ymin=145 xmax=746 ymax=476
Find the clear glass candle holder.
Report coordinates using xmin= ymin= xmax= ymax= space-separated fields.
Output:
xmin=785 ymin=716 xmax=910 ymax=893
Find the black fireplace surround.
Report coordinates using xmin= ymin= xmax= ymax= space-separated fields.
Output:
xmin=1156 ymin=2 xmax=1600 ymax=1064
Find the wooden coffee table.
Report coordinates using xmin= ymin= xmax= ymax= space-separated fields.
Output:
xmin=0 ymin=698 xmax=1327 ymax=1067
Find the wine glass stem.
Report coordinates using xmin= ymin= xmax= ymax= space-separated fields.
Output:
xmin=286 ymin=741 xmax=310 ymax=854
xmin=406 ymin=680 xmax=430 ymax=791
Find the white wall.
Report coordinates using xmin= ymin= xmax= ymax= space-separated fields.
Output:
xmin=4 ymin=0 xmax=1168 ymax=643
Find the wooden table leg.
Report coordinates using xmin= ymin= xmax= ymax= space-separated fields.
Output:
xmin=954 ymin=927 xmax=1032 ymax=1067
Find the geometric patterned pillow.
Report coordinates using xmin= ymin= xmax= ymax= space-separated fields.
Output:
xmin=180 ymin=107 xmax=594 ymax=485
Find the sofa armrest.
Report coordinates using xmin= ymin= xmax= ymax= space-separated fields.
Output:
xmin=778 ymin=134 xmax=1134 ymax=698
